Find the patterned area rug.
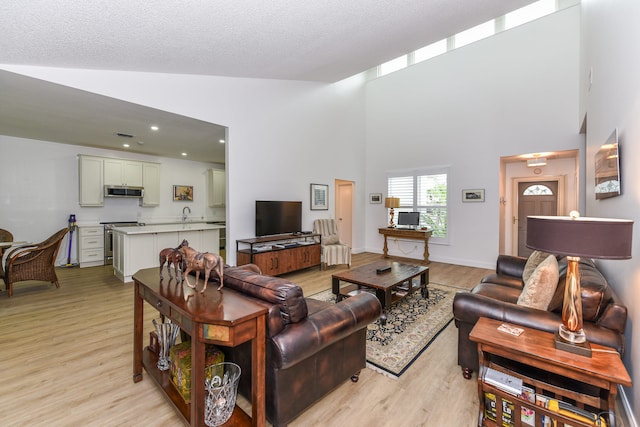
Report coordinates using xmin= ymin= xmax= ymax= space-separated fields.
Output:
xmin=308 ymin=282 xmax=455 ymax=379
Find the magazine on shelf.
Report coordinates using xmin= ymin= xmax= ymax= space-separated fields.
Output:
xmin=484 ymin=367 xmax=523 ymax=396
xmin=484 ymin=392 xmax=497 ymax=422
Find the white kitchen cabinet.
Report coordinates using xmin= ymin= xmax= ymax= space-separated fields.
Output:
xmin=140 ymin=162 xmax=160 ymax=207
xmin=104 ymin=158 xmax=143 ymax=186
xmin=207 ymin=168 xmax=225 ymax=207
xmin=178 ymin=229 xmax=219 ymax=254
xmin=78 ymin=155 xmax=104 ymax=206
xmin=78 ymin=225 xmax=104 ymax=267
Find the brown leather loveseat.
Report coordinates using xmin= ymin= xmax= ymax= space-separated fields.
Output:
xmin=452 ymin=255 xmax=627 ymax=379
xmin=222 ymin=264 xmax=381 ymax=426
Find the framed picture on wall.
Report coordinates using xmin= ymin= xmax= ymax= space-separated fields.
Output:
xmin=462 ymin=189 xmax=485 ymax=202
xmin=173 ymin=185 xmax=193 ymax=201
xmin=369 ymin=193 xmax=382 ymax=204
xmin=310 ymin=184 xmax=329 ymax=210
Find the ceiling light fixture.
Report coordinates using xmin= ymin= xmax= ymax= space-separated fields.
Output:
xmin=123 ymin=143 xmax=130 ymax=148
xmin=219 ymin=139 xmax=225 ymax=144
xmin=150 ymin=125 xmax=159 ymax=131
xmin=527 ymin=156 xmax=547 ymax=167
xmin=181 ymin=152 xmax=187 ymax=157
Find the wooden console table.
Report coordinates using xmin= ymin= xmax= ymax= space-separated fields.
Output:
xmin=378 ymin=227 xmax=432 ymax=264
xmin=470 ymin=317 xmax=631 ymax=427
xmin=132 ymin=268 xmax=267 ymax=427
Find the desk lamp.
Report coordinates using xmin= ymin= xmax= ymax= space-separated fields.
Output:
xmin=385 ymin=197 xmax=400 ymax=228
xmin=526 ymin=212 xmax=633 ymax=356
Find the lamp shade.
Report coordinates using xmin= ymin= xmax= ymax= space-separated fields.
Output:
xmin=385 ymin=197 xmax=400 ymax=208
xmin=527 ymin=215 xmax=633 ymax=259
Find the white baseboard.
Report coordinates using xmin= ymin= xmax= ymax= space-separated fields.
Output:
xmin=619 ymin=385 xmax=638 ymax=427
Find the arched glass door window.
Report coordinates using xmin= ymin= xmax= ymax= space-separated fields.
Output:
xmin=522 ymin=184 xmax=553 ymax=196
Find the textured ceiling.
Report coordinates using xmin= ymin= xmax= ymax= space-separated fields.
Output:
xmin=0 ymin=0 xmax=536 ymax=162
xmin=1 ymin=0 xmax=535 ymax=82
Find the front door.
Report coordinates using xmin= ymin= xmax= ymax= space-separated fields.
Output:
xmin=516 ymin=180 xmax=559 ymax=257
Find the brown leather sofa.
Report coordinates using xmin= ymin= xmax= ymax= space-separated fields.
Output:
xmin=221 ymin=264 xmax=381 ymax=427
xmin=452 ymin=255 xmax=627 ymax=379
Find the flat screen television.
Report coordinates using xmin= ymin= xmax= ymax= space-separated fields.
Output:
xmin=398 ymin=212 xmax=420 ymax=227
xmin=595 ymin=129 xmax=621 ymax=200
xmin=255 ymin=200 xmax=302 ymax=237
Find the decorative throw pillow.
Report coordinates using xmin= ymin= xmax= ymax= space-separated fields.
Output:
xmin=323 ymin=234 xmax=339 ymax=245
xmin=517 ymin=255 xmax=559 ymax=310
xmin=522 ymin=250 xmax=553 ymax=283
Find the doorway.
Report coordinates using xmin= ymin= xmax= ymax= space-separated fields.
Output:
xmin=512 ymin=177 xmax=564 ymax=257
xmin=335 ymin=179 xmax=354 ymax=247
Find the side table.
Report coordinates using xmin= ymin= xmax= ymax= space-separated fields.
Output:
xmin=132 ymin=267 xmax=267 ymax=427
xmin=470 ymin=317 xmax=631 ymax=427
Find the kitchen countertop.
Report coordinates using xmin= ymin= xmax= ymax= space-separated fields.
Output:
xmin=112 ymin=223 xmax=224 ymax=235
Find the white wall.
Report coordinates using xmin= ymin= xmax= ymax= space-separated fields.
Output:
xmin=582 ymin=0 xmax=640 ymax=420
xmin=0 ymin=135 xmax=223 ymax=264
xmin=0 ymin=67 xmax=367 ymax=265
xmin=364 ymin=7 xmax=582 ymax=268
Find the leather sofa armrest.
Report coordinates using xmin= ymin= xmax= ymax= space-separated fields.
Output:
xmin=494 ymin=255 xmax=527 ymax=279
xmin=597 ymin=302 xmax=627 ymax=335
xmin=270 ymin=293 xmax=381 ymax=369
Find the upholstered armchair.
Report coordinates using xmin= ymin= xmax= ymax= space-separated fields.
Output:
xmin=1 ymin=228 xmax=68 ymax=297
xmin=313 ymin=219 xmax=351 ymax=269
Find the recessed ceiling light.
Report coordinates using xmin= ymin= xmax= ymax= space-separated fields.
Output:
xmin=123 ymin=143 xmax=130 ymax=148
xmin=219 ymin=139 xmax=225 ymax=144
xmin=137 ymin=141 xmax=145 ymax=145
xmin=181 ymin=152 xmax=187 ymax=156
xmin=150 ymin=125 xmax=159 ymax=131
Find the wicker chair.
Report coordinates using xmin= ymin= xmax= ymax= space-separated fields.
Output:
xmin=313 ymin=219 xmax=351 ymax=270
xmin=0 ymin=228 xmax=14 ymax=258
xmin=0 ymin=228 xmax=68 ymax=297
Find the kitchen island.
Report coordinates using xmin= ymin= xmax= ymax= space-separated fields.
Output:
xmin=112 ymin=223 xmax=224 ymax=282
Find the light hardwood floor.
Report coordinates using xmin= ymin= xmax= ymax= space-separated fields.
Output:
xmin=0 ymin=253 xmax=492 ymax=426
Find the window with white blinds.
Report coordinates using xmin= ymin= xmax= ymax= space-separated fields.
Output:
xmin=388 ymin=167 xmax=449 ymax=241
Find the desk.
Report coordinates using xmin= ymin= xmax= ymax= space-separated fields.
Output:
xmin=378 ymin=227 xmax=432 ymax=264
xmin=132 ymin=268 xmax=267 ymax=427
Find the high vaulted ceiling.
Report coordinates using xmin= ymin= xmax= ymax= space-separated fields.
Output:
xmin=0 ymin=0 xmax=536 ymax=162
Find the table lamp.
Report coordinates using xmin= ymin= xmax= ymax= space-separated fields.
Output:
xmin=385 ymin=197 xmax=400 ymax=228
xmin=526 ymin=212 xmax=633 ymax=356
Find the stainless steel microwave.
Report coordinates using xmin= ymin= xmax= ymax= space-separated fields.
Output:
xmin=104 ymin=185 xmax=144 ymax=198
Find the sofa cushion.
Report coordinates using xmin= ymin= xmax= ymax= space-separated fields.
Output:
xmin=522 ymin=250 xmax=553 ymax=283
xmin=517 ymin=255 xmax=559 ymax=310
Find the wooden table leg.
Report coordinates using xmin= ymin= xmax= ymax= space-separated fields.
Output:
xmin=252 ymin=315 xmax=266 ymax=427
xmin=191 ymin=326 xmax=206 ymax=426
xmin=332 ymin=277 xmax=342 ymax=302
xmin=382 ymin=235 xmax=389 ymax=258
xmin=133 ymin=282 xmax=143 ymax=383
xmin=423 ymin=236 xmax=430 ymax=264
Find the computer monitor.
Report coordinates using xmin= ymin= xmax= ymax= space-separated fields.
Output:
xmin=397 ymin=212 xmax=420 ymax=227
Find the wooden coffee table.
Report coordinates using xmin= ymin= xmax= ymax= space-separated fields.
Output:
xmin=332 ymin=260 xmax=429 ymax=325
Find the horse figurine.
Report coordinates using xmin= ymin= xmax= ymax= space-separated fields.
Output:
xmin=159 ymin=239 xmax=189 ymax=280
xmin=179 ymin=245 xmax=224 ymax=292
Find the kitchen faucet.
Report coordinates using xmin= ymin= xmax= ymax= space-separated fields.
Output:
xmin=182 ymin=206 xmax=191 ymax=222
